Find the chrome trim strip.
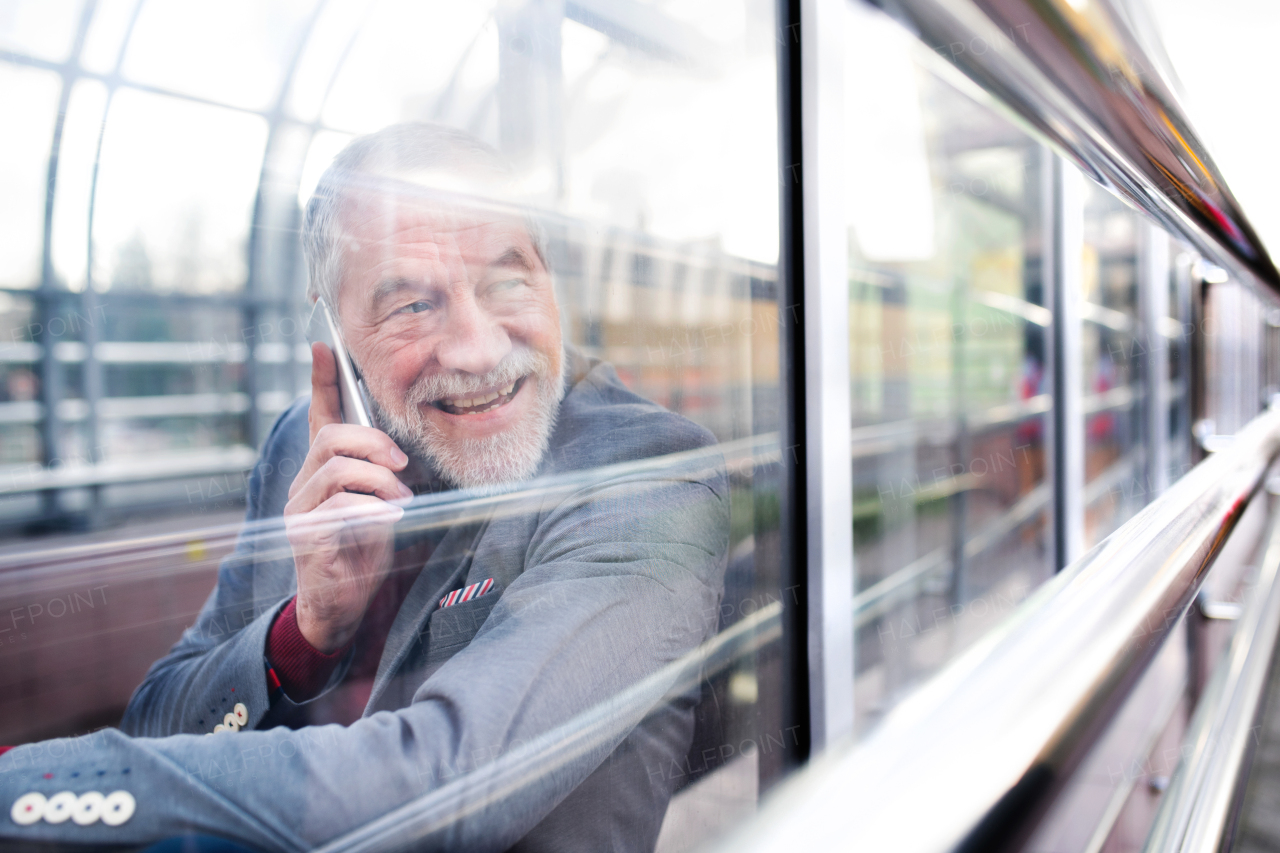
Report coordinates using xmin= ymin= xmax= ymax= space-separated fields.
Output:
xmin=1143 ymin=222 xmax=1173 ymax=496
xmin=801 ymin=0 xmax=856 ymax=749
xmin=1054 ymin=157 xmax=1086 ymax=567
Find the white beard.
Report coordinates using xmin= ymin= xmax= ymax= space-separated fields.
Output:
xmin=368 ymin=347 xmax=564 ymax=493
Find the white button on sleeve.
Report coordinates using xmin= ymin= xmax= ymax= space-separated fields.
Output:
xmin=101 ymin=791 xmax=135 ymax=826
xmin=43 ymin=791 xmax=77 ymax=824
xmin=10 ymin=792 xmax=46 ymax=826
xmin=233 ymin=703 xmax=248 ymax=726
xmin=213 ymin=724 xmax=225 ymax=733
xmin=223 ymin=713 xmax=240 ymax=732
xmin=71 ymin=791 xmax=104 ymax=826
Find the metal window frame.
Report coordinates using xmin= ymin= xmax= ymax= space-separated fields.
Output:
xmin=1050 ymin=154 xmax=1086 ymax=570
xmin=795 ymin=0 xmax=855 ymax=752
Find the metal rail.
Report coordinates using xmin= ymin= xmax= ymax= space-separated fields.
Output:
xmin=1141 ymin=488 xmax=1280 ymax=853
xmin=712 ymin=405 xmax=1280 ymax=853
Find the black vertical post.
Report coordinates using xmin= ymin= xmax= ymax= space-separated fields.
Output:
xmin=772 ymin=0 xmax=811 ymax=782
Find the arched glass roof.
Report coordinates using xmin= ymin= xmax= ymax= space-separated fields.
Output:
xmin=0 ymin=0 xmax=780 ymax=530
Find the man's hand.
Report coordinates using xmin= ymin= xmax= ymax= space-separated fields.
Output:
xmin=284 ymin=342 xmax=413 ymax=653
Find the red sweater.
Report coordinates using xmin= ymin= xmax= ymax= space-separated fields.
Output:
xmin=266 ymin=564 xmax=422 ymax=722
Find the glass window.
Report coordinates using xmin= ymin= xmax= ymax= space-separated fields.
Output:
xmin=1205 ymin=277 xmax=1266 ymax=437
xmin=1166 ymin=244 xmax=1194 ymax=486
xmin=51 ymin=79 xmax=110 ymax=292
xmin=0 ymin=293 xmax=41 ymax=477
xmin=317 ymin=2 xmax=499 ymax=136
xmin=79 ymin=0 xmax=141 ymax=75
xmin=92 ymin=89 xmax=268 ymax=294
xmin=0 ymin=64 xmax=60 ymax=291
xmin=119 ymin=0 xmax=319 ymax=112
xmin=0 ymin=0 xmax=84 ymax=63
xmin=844 ymin=2 xmax=1053 ymax=732
xmin=0 ymin=3 xmax=790 ymax=852
xmin=1081 ymin=181 xmax=1146 ymax=547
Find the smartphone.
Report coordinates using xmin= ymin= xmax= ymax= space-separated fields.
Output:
xmin=305 ymin=297 xmax=376 ymax=428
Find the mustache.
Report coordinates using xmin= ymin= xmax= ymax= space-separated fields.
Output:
xmin=405 ymin=349 xmax=552 ymax=404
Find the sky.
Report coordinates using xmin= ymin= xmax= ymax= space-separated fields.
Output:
xmin=1148 ymin=0 xmax=1280 ymax=265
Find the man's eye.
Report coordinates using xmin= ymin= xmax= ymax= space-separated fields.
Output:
xmin=492 ymin=278 xmax=523 ymax=293
xmin=396 ymin=301 xmax=433 ymax=315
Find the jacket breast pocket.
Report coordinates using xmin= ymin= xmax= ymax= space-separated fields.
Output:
xmin=424 ymin=591 xmax=502 ymax=669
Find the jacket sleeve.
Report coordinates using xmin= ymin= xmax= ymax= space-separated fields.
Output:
xmin=118 ymin=401 xmax=314 ymax=739
xmin=0 ymin=452 xmax=729 ymax=853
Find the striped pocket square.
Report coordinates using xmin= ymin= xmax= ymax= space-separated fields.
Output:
xmin=439 ymin=577 xmax=495 ymax=609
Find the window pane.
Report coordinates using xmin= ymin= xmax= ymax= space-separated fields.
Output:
xmin=0 ymin=64 xmax=60 ymax=290
xmin=845 ymin=2 xmax=1053 ymax=733
xmin=1081 ymin=181 xmax=1145 ymax=547
xmin=79 ymin=0 xmax=141 ymax=74
xmin=0 ymin=293 xmax=41 ymax=477
xmin=0 ymin=4 xmax=788 ymax=853
xmin=0 ymin=0 xmax=84 ymax=62
xmin=120 ymin=0 xmax=319 ymax=112
xmin=51 ymin=79 xmax=109 ymax=292
xmin=284 ymin=0 xmax=394 ymax=124
xmin=92 ymin=89 xmax=268 ymax=294
xmin=1205 ymin=278 xmax=1266 ymax=436
xmin=1166 ymin=244 xmax=1193 ymax=485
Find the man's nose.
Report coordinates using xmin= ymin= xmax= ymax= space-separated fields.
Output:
xmin=435 ymin=293 xmax=512 ymax=376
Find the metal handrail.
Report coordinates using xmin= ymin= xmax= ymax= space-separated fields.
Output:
xmin=0 ymin=446 xmax=259 ymax=497
xmin=1141 ymin=488 xmax=1280 ymax=853
xmin=712 ymin=405 xmax=1280 ymax=853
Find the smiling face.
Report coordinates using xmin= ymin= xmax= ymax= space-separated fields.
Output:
xmin=333 ymin=189 xmax=564 ymax=490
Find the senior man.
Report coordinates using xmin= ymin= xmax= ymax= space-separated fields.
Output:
xmin=0 ymin=123 xmax=728 ymax=851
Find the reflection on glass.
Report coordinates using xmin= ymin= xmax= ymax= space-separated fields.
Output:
xmin=92 ymin=89 xmax=267 ymax=294
xmin=120 ymin=0 xmax=317 ymax=112
xmin=1081 ymin=181 xmax=1145 ymax=547
xmin=0 ymin=0 xmax=83 ymax=63
xmin=316 ymin=1 xmax=778 ymax=263
xmin=0 ymin=293 xmax=41 ymax=473
xmin=845 ymin=4 xmax=1053 ymax=732
xmin=1166 ymin=245 xmax=1193 ymax=488
xmin=1205 ymin=278 xmax=1266 ymax=436
xmin=0 ymin=2 xmax=788 ymax=852
xmin=0 ymin=65 xmax=60 ymax=290
xmin=78 ymin=0 xmax=140 ymax=74
xmin=51 ymin=79 xmax=109 ymax=291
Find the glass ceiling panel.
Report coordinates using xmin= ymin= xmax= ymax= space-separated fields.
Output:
xmin=296 ymin=128 xmax=355 ymax=209
xmin=559 ymin=16 xmax=778 ymax=263
xmin=0 ymin=64 xmax=60 ymax=290
xmin=0 ymin=0 xmax=84 ymax=63
xmin=92 ymin=88 xmax=268 ymax=294
xmin=283 ymin=0 xmax=371 ymax=124
xmin=79 ymin=0 xmax=141 ymax=75
xmin=120 ymin=0 xmax=319 ymax=113
xmin=319 ymin=0 xmax=497 ymax=136
xmin=314 ymin=0 xmax=777 ymax=263
xmin=51 ymin=79 xmax=109 ymax=291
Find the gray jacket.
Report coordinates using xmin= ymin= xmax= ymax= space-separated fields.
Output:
xmin=0 ymin=350 xmax=729 ymax=852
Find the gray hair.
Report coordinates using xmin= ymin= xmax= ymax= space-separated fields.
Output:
xmin=302 ymin=123 xmax=548 ymax=307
